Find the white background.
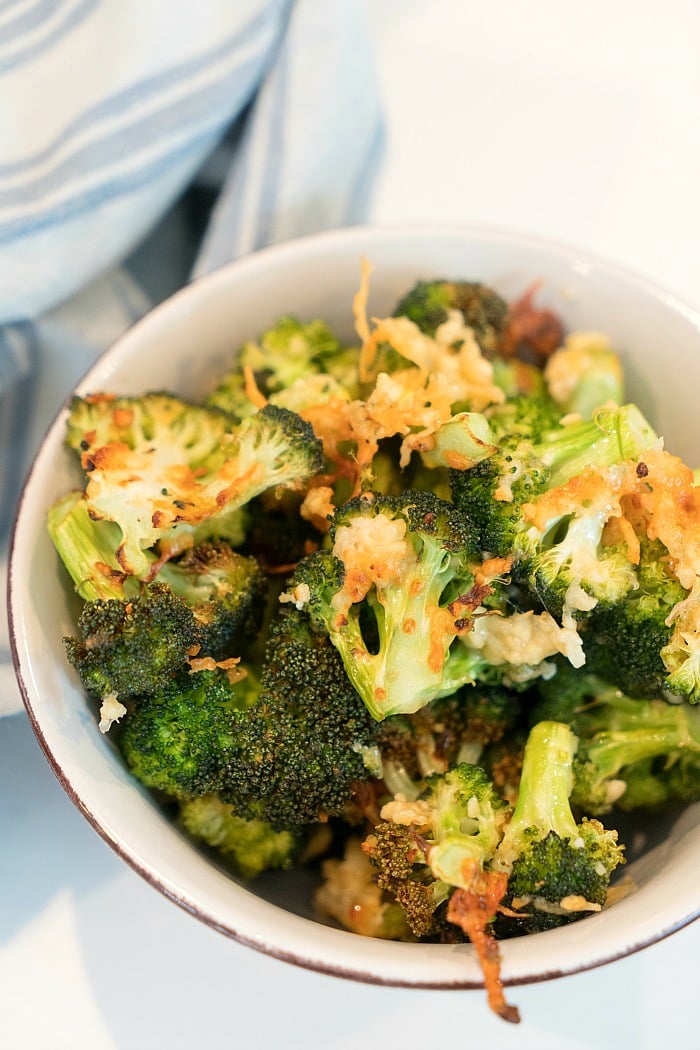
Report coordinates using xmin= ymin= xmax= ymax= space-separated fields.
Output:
xmin=3 ymin=2 xmax=700 ymax=1048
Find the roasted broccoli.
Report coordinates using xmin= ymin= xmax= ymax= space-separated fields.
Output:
xmin=65 ymin=392 xmax=323 ymax=577
xmin=451 ymin=402 xmax=658 ymax=624
xmin=581 ymin=534 xmax=688 ymax=699
xmin=63 ymin=582 xmax=202 ymax=711
xmin=493 ymin=720 xmax=625 ymax=931
xmin=289 ymin=489 xmax=482 ymax=720
xmin=156 ymin=541 xmax=267 ymax=656
xmin=119 ymin=666 xmax=258 ymax=800
xmin=55 ymin=502 xmax=267 ymax=708
xmin=218 ymin=603 xmax=383 ymax=829
xmin=48 ymin=271 xmax=700 ymax=1029
xmin=363 ymin=763 xmax=518 ymax=1022
xmin=393 ymin=279 xmax=509 ymax=355
xmin=533 ymin=663 xmax=700 ymax=813
xmin=206 ymin=315 xmax=357 ymax=418
xmin=179 ymin=795 xmax=300 ymax=880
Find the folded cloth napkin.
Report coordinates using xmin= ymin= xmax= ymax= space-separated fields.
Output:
xmin=0 ymin=0 xmax=383 ymax=715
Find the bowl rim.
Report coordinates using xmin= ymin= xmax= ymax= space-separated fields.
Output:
xmin=8 ymin=220 xmax=700 ymax=991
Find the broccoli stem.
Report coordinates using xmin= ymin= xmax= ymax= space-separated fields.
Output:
xmin=496 ymin=721 xmax=578 ymax=870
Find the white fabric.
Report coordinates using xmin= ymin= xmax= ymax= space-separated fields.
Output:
xmin=0 ymin=0 xmax=383 ymax=715
xmin=0 ymin=0 xmax=288 ymax=325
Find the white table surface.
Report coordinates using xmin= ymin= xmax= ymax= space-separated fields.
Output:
xmin=3 ymin=2 xmax=700 ymax=1047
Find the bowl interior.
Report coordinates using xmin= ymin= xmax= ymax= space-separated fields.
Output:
xmin=9 ymin=224 xmax=700 ymax=987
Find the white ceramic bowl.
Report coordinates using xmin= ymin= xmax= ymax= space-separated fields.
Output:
xmin=8 ymin=224 xmax=700 ymax=989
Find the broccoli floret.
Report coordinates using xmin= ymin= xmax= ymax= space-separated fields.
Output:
xmin=493 ymin=721 xmax=625 ymax=931
xmin=206 ymin=316 xmax=351 ymax=417
xmin=119 ymin=667 xmax=257 ymax=799
xmin=363 ymin=764 xmax=519 ymax=1023
xmin=218 ymin=604 xmax=382 ymax=829
xmin=572 ymin=694 xmax=700 ymax=813
xmin=178 ymin=795 xmax=300 ymax=880
xmin=66 ymin=393 xmax=323 ymax=577
xmin=291 ymin=490 xmax=482 ymax=720
xmin=157 ymin=542 xmax=267 ymax=657
xmin=363 ymin=764 xmax=509 ymax=922
xmin=63 ymin=583 xmax=201 ymax=704
xmin=59 ymin=528 xmax=267 ymax=704
xmin=529 ymin=661 xmax=700 ymax=812
xmin=544 ymin=331 xmax=624 ymax=419
xmin=581 ymin=535 xmax=688 ymax=698
xmin=393 ymin=280 xmax=509 ymax=354
xmin=533 ymin=669 xmax=700 ymax=814
xmin=451 ymin=402 xmax=658 ymax=623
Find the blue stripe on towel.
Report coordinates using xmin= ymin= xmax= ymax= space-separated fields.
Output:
xmin=0 ymin=0 xmax=70 ymax=49
xmin=0 ymin=0 xmax=40 ymax=16
xmin=0 ymin=0 xmax=98 ymax=75
xmin=0 ymin=50 xmax=265 ymax=211
xmin=0 ymin=127 xmax=221 ymax=245
xmin=0 ymin=0 xmax=284 ymax=176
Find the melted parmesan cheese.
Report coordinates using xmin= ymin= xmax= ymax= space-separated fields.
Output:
xmin=466 ymin=609 xmax=586 ymax=669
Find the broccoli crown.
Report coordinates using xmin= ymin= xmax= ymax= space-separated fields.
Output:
xmin=453 ymin=404 xmax=658 ymax=627
xmin=526 ymin=516 xmax=639 ymax=625
xmin=218 ymin=604 xmax=382 ymax=829
xmin=363 ymin=763 xmax=511 ymax=943
xmin=449 ymin=394 xmax=564 ymax=556
xmin=362 ymin=820 xmax=441 ymax=938
xmin=207 ymin=316 xmax=346 ymax=418
xmin=63 ymin=582 xmax=200 ymax=700
xmin=66 ymin=391 xmax=233 ymax=475
xmin=450 ymin=449 xmax=548 ymax=559
xmin=157 ymin=542 xmax=268 ymax=657
xmin=583 ymin=537 xmax=687 ymax=698
xmin=451 ymin=402 xmax=656 ymax=557
xmin=485 ymin=391 xmax=563 ymax=445
xmin=421 ymin=764 xmax=512 ymax=887
xmin=178 ymin=795 xmax=300 ymax=881
xmin=119 ymin=668 xmax=256 ymax=799
xmin=292 ymin=489 xmax=481 ymax=720
xmin=393 ymin=280 xmax=509 ymax=354
xmin=505 ymin=822 xmax=619 ymax=932
xmin=66 ymin=392 xmax=323 ymax=578
xmin=494 ymin=720 xmax=625 ymax=927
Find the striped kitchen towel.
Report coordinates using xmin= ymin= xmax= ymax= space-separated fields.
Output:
xmin=0 ymin=0 xmax=383 ymax=714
